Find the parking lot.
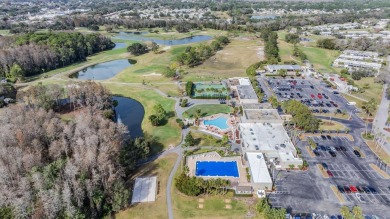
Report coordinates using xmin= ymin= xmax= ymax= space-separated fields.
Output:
xmin=261 ymin=77 xmax=345 ymax=113
xmin=268 ymin=134 xmax=390 ymax=217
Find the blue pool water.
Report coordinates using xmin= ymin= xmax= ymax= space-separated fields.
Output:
xmin=195 ymin=161 xmax=239 ymax=178
xmin=204 ymin=117 xmax=229 ymax=129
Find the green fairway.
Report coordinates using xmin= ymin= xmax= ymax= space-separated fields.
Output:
xmin=106 ymin=84 xmax=181 ymax=151
xmin=182 ymin=104 xmax=232 ymax=118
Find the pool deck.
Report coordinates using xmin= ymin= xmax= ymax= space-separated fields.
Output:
xmin=186 ymin=152 xmax=250 ymax=186
xmin=198 ymin=113 xmax=239 ymax=140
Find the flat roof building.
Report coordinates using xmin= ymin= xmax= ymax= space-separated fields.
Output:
xmin=236 ymin=85 xmax=258 ymax=104
xmin=239 ymin=122 xmax=302 ymax=169
xmin=245 ymin=152 xmax=273 ymax=190
xmin=242 ymin=109 xmax=282 ymax=123
xmin=266 ymin=65 xmax=302 ymax=74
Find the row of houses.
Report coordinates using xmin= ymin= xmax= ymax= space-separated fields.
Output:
xmin=333 ymin=50 xmax=383 ymax=72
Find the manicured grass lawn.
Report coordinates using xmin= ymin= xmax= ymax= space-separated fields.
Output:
xmin=172 ymin=186 xmax=251 ymax=219
xmin=182 ymin=104 xmax=232 ymax=118
xmin=342 ymin=94 xmax=366 ymax=110
xmin=185 ymin=37 xmax=263 ymax=81
xmin=116 ymin=153 xmax=178 ymax=219
xmin=106 ymin=84 xmax=181 ymax=150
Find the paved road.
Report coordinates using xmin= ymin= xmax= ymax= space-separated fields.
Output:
xmin=372 ymin=84 xmax=390 ymax=154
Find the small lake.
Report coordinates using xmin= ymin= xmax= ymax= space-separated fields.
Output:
xmin=251 ymin=15 xmax=278 ymax=20
xmin=113 ymin=96 xmax=144 ymax=138
xmin=113 ymin=42 xmax=127 ymax=49
xmin=113 ymin=32 xmax=213 ymax=45
xmin=71 ymin=59 xmax=135 ymax=80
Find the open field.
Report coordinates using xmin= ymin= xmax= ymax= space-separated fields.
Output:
xmin=278 ymin=35 xmax=340 ymax=73
xmin=106 ymin=84 xmax=181 ymax=150
xmin=183 ymin=104 xmax=232 ymax=118
xmin=185 ymin=37 xmax=264 ymax=81
xmin=116 ymin=153 xmax=178 ymax=219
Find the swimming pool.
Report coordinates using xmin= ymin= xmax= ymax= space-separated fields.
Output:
xmin=204 ymin=117 xmax=229 ymax=129
xmin=195 ymin=161 xmax=239 ymax=178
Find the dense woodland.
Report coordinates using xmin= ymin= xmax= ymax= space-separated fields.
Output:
xmin=0 ymin=82 xmax=150 ymax=218
xmin=0 ymin=32 xmax=114 ymax=81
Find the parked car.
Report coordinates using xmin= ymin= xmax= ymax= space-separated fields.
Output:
xmin=353 ymin=150 xmax=361 ymax=157
xmin=329 ymin=151 xmax=337 ymax=157
xmin=322 ymin=163 xmax=328 ymax=170
xmin=327 ymin=170 xmax=333 ymax=177
xmin=314 ymin=150 xmax=320 ymax=156
xmin=321 ymin=135 xmax=327 ymax=140
xmin=349 ymin=185 xmax=358 ymax=193
xmin=363 ymin=186 xmax=371 ymax=194
xmin=326 ymin=135 xmax=332 ymax=139
xmin=330 ymin=146 xmax=336 ymax=152
xmin=344 ymin=186 xmax=351 ymax=193
xmin=337 ymin=185 xmax=345 ymax=193
xmin=356 ymin=186 xmax=365 ymax=193
xmin=340 ymin=146 xmax=347 ymax=151
xmin=333 ymin=91 xmax=339 ymax=94
xmin=368 ymin=187 xmax=378 ymax=194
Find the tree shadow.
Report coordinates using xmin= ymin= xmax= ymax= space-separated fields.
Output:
xmin=159 ymin=111 xmax=175 ymax=126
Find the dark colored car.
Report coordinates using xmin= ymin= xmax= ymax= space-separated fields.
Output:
xmin=326 ymin=135 xmax=332 ymax=139
xmin=356 ymin=186 xmax=365 ymax=193
xmin=327 ymin=170 xmax=333 ymax=177
xmin=340 ymin=146 xmax=347 ymax=151
xmin=322 ymin=163 xmax=328 ymax=170
xmin=337 ymin=185 xmax=345 ymax=193
xmin=353 ymin=150 xmax=361 ymax=157
xmin=335 ymin=146 xmax=341 ymax=151
xmin=333 ymin=91 xmax=339 ymax=94
xmin=368 ymin=187 xmax=378 ymax=194
xmin=329 ymin=151 xmax=337 ymax=157
xmin=320 ymin=145 xmax=326 ymax=151
xmin=344 ymin=186 xmax=351 ymax=193
xmin=321 ymin=135 xmax=327 ymax=140
xmin=314 ymin=150 xmax=320 ymax=156
xmin=363 ymin=186 xmax=371 ymax=194
xmin=337 ymin=215 xmax=343 ymax=219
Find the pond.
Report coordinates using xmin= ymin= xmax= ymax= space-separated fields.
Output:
xmin=71 ymin=59 xmax=136 ymax=80
xmin=113 ymin=32 xmax=213 ymax=45
xmin=113 ymin=42 xmax=127 ymax=49
xmin=113 ymin=96 xmax=144 ymax=138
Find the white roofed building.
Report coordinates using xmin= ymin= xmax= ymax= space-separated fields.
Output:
xmin=245 ymin=152 xmax=273 ymax=190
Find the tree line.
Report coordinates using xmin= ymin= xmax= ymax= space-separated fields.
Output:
xmin=261 ymin=29 xmax=280 ymax=63
xmin=175 ymin=36 xmax=230 ymax=67
xmin=175 ymin=171 xmax=230 ymax=196
xmin=0 ymin=82 xmax=151 ymax=218
xmin=0 ymin=32 xmax=114 ymax=81
xmin=317 ymin=37 xmax=390 ymax=55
